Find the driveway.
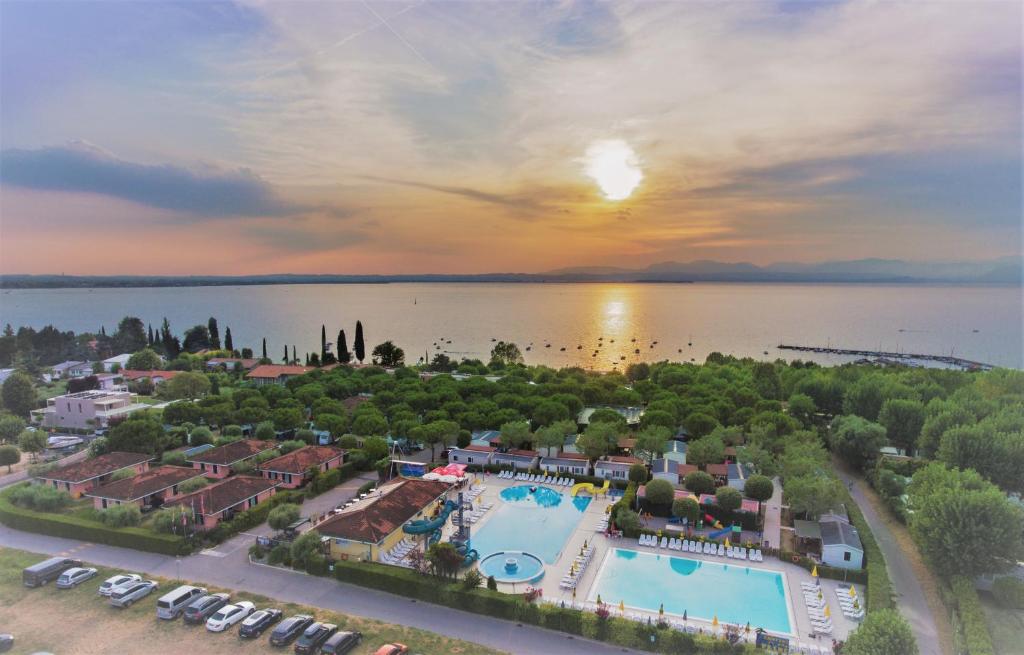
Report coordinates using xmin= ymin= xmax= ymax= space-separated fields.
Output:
xmin=835 ymin=468 xmax=942 ymax=655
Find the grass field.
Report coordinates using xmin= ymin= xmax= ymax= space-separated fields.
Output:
xmin=0 ymin=548 xmax=505 ymax=655
xmin=981 ymin=595 xmax=1024 ymax=655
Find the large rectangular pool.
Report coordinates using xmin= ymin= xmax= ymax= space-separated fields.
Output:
xmin=471 ymin=485 xmax=591 ymax=563
xmin=590 ymin=548 xmax=793 ymax=634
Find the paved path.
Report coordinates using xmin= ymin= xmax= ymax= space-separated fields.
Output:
xmin=835 ymin=469 xmax=941 ymax=655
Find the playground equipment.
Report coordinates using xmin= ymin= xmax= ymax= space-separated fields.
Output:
xmin=571 ymin=480 xmax=610 ymax=497
xmin=704 ymin=514 xmax=723 ymax=529
xmin=707 ymin=525 xmax=733 ymax=539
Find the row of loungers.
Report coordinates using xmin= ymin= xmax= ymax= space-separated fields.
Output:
xmin=834 ymin=585 xmax=865 ymax=620
xmin=558 ymin=545 xmax=595 ymax=590
xmin=380 ymin=537 xmax=417 ymax=565
xmin=451 ymin=500 xmax=494 ymax=525
xmin=800 ymin=582 xmax=834 ymax=634
xmin=499 ymin=471 xmax=576 ymax=486
xmin=637 ymin=534 xmax=764 ymax=561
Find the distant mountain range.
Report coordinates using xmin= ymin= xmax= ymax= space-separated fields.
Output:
xmin=0 ymin=257 xmax=1019 ymax=288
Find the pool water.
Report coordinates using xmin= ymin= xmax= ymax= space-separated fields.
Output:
xmin=478 ymin=551 xmax=545 ymax=583
xmin=590 ymin=548 xmax=792 ymax=634
xmin=471 ymin=485 xmax=591 ymax=563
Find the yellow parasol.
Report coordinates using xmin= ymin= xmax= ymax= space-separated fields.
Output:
xmin=824 ymin=605 xmax=831 ymax=618
xmin=849 ymin=585 xmax=857 ymax=598
xmin=712 ymin=615 xmax=719 ymax=630
xmin=811 ymin=565 xmax=819 ymax=578
xmin=724 ymin=538 xmax=731 ymax=548
xmin=619 ymin=600 xmax=626 ymax=614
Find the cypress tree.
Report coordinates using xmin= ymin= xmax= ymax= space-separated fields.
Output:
xmin=337 ymin=330 xmax=350 ymax=364
xmin=224 ymin=327 xmax=233 ymax=353
xmin=354 ymin=321 xmax=365 ymax=363
xmin=283 ymin=345 xmax=288 ymax=363
xmin=262 ymin=338 xmax=268 ymax=360
xmin=147 ymin=324 xmax=154 ymax=346
xmin=321 ymin=325 xmax=328 ymax=361
xmin=208 ymin=317 xmax=221 ymax=350
xmin=304 ymin=353 xmax=310 ymax=366
xmin=292 ymin=345 xmax=297 ymax=363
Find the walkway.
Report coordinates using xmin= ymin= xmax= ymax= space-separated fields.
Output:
xmin=834 ymin=468 xmax=943 ymax=655
xmin=762 ymin=476 xmax=783 ymax=550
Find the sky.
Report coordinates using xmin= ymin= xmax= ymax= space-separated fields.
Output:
xmin=0 ymin=0 xmax=1021 ymax=275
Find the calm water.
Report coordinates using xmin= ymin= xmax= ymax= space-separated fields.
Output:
xmin=590 ymin=548 xmax=793 ymax=634
xmin=0 ymin=283 xmax=1020 ymax=368
xmin=471 ymin=485 xmax=591 ymax=563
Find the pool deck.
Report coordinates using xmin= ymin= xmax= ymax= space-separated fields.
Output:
xmin=454 ymin=475 xmax=863 ymax=651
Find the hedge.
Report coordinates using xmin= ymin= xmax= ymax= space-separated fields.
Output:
xmin=950 ymin=576 xmax=995 ymax=655
xmin=328 ymin=559 xmax=752 ymax=654
xmin=0 ymin=484 xmax=190 ymax=556
xmin=836 ymin=485 xmax=893 ymax=612
xmin=306 ymin=462 xmax=357 ymax=498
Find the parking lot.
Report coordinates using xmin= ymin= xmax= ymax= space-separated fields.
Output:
xmin=0 ymin=549 xmax=500 ymax=655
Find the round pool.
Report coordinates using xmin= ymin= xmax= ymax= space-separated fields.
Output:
xmin=478 ymin=551 xmax=545 ymax=584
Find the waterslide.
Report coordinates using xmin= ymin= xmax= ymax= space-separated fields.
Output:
xmin=571 ymin=480 xmax=610 ymax=497
xmin=403 ymin=500 xmax=459 ymax=535
xmin=454 ymin=540 xmax=479 ymax=566
xmin=704 ymin=513 xmax=724 ymax=530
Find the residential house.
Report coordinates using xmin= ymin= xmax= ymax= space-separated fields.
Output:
xmin=102 ymin=354 xmax=132 ymax=372
xmin=168 ymin=476 xmax=279 ymax=530
xmin=35 ymin=452 xmax=152 ymax=498
xmin=86 ymin=465 xmax=204 ymax=510
xmin=705 ymin=463 xmax=730 ymax=484
xmin=206 ymin=357 xmax=260 ymax=372
xmin=50 ymin=361 xmax=93 ymax=379
xmin=650 ymin=458 xmax=698 ymax=486
xmin=119 ymin=369 xmax=182 ymax=385
xmin=727 ymin=462 xmax=756 ymax=491
xmin=245 ymin=364 xmax=312 ymax=386
xmin=492 ymin=449 xmax=539 ymax=471
xmin=539 ymin=452 xmax=591 ymax=477
xmin=819 ymin=516 xmax=864 ymax=570
xmin=594 ymin=455 xmax=642 ymax=480
xmin=259 ymin=446 xmax=347 ymax=488
xmin=447 ymin=444 xmax=494 ymax=467
xmin=315 ymin=478 xmax=451 ymax=562
xmin=187 ymin=439 xmax=277 ymax=478
xmin=33 ymin=390 xmax=149 ymax=430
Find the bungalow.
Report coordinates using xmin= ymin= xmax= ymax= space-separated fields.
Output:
xmin=594 ymin=455 xmax=643 ymax=480
xmin=316 ymin=478 xmax=451 ymax=562
xmin=650 ymin=458 xmax=698 ymax=486
xmin=259 ymin=446 xmax=347 ymax=488
xmin=705 ymin=463 xmax=730 ymax=483
xmin=819 ymin=516 xmax=864 ymax=570
xmin=102 ymin=354 xmax=132 ymax=372
xmin=120 ymin=369 xmax=182 ymax=385
xmin=86 ymin=465 xmax=204 ymax=510
xmin=187 ymin=439 xmax=277 ymax=478
xmin=168 ymin=476 xmax=280 ymax=530
xmin=447 ymin=445 xmax=494 ymax=467
xmin=539 ymin=452 xmax=591 ymax=477
xmin=50 ymin=361 xmax=92 ymax=379
xmin=727 ymin=462 xmax=756 ymax=491
xmin=206 ymin=357 xmax=260 ymax=371
xmin=35 ymin=452 xmax=152 ymax=498
xmin=245 ymin=364 xmax=312 ymax=386
xmin=492 ymin=449 xmax=539 ymax=471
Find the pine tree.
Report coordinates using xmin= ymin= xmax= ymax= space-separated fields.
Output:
xmin=337 ymin=330 xmax=350 ymax=364
xmin=224 ymin=327 xmax=233 ymax=353
xmin=160 ymin=318 xmax=180 ymax=359
xmin=208 ymin=317 xmax=221 ymax=350
xmin=262 ymin=338 xmax=268 ymax=360
xmin=354 ymin=321 xmax=365 ymax=363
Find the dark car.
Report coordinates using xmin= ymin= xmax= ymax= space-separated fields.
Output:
xmin=238 ymin=608 xmax=283 ymax=639
xmin=294 ymin=622 xmax=337 ymax=654
xmin=269 ymin=614 xmax=314 ymax=647
xmin=182 ymin=593 xmax=230 ymax=625
xmin=321 ymin=630 xmax=362 ymax=655
xmin=22 ymin=557 xmax=81 ymax=588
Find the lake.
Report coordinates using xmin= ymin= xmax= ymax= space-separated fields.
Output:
xmin=0 ymin=283 xmax=1020 ymax=369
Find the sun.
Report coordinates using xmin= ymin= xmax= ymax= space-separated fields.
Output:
xmin=584 ymin=139 xmax=643 ymax=201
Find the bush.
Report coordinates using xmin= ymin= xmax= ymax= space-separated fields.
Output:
xmin=98 ymin=504 xmax=142 ymax=528
xmin=684 ymin=471 xmax=715 ymax=495
xmin=628 ymin=463 xmax=649 ymax=484
xmin=307 ymin=463 xmax=356 ymax=497
xmin=644 ymin=479 xmax=674 ymax=506
xmin=160 ymin=450 xmax=187 ymax=466
xmin=178 ymin=476 xmax=209 ymax=494
xmin=356 ymin=480 xmax=377 ymax=496
xmin=843 ymin=608 xmax=917 ymax=655
xmin=267 ymin=503 xmax=301 ymax=530
xmin=223 ymin=424 xmax=243 ymax=437
xmin=151 ymin=506 xmax=195 ymax=535
xmin=279 ymin=440 xmax=305 ymax=455
xmin=461 ymin=569 xmax=483 ymax=590
xmin=486 ymin=575 xmax=497 ymax=591
xmin=715 ymin=486 xmax=742 ymax=512
xmin=268 ymin=544 xmax=291 ymax=566
xmin=951 ymin=576 xmax=995 ymax=655
xmin=8 ymin=484 xmax=72 ymax=512
xmin=992 ymin=576 xmax=1024 ymax=609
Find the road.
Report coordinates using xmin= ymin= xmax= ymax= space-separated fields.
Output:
xmin=835 ymin=468 xmax=942 ymax=655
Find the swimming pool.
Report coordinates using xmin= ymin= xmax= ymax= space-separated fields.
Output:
xmin=590 ymin=548 xmax=793 ymax=634
xmin=470 ymin=485 xmax=591 ymax=563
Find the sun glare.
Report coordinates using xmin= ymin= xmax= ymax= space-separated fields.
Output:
xmin=584 ymin=139 xmax=643 ymax=201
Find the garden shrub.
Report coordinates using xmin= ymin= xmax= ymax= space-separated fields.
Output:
xmin=98 ymin=503 xmax=142 ymax=527
xmin=951 ymin=576 xmax=995 ymax=655
xmin=178 ymin=476 xmax=209 ymax=494
xmin=8 ymin=484 xmax=72 ymax=512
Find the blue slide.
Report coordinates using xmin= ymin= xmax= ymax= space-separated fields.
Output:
xmin=707 ymin=525 xmax=733 ymax=540
xmin=403 ymin=500 xmax=459 ymax=535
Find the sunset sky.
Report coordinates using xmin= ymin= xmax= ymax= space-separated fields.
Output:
xmin=1 ymin=1 xmax=1021 ymax=275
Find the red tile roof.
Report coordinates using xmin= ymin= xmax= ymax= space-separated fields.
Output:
xmin=259 ymin=446 xmax=346 ymax=475
xmin=602 ymin=455 xmax=642 ymax=465
xmin=188 ymin=440 xmax=276 ymax=466
xmin=507 ymin=449 xmax=539 ymax=457
xmin=168 ymin=476 xmax=279 ymax=515
xmin=120 ymin=370 xmax=181 ymax=381
xmin=553 ymin=451 xmax=589 ymax=461
xmin=676 ymin=464 xmax=699 ymax=476
xmin=37 ymin=452 xmax=152 ymax=483
xmin=461 ymin=445 xmax=496 ymax=453
xmin=706 ymin=463 xmax=729 ymax=476
xmin=246 ymin=365 xmax=312 ymax=380
xmin=86 ymin=466 xmax=203 ymax=501
xmin=316 ymin=478 xmax=450 ymax=543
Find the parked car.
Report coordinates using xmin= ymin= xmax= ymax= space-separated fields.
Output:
xmin=56 ymin=567 xmax=98 ymax=589
xmin=155 ymin=585 xmax=207 ymax=619
xmin=373 ymin=644 xmax=409 ymax=655
xmin=22 ymin=557 xmax=81 ymax=588
xmin=294 ymin=622 xmax=337 ymax=654
xmin=321 ymin=630 xmax=362 ymax=655
xmin=108 ymin=580 xmax=159 ymax=607
xmin=183 ymin=593 xmax=230 ymax=625
xmin=0 ymin=634 xmax=12 ymax=653
xmin=98 ymin=573 xmax=142 ymax=596
xmin=238 ymin=608 xmax=283 ymax=639
xmin=206 ymin=601 xmax=256 ymax=632
xmin=269 ymin=614 xmax=314 ymax=647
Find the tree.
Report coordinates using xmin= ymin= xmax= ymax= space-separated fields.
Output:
xmin=682 ymin=412 xmax=719 ymax=438
xmin=17 ymin=430 xmax=46 ymax=461
xmin=715 ymin=486 xmax=742 ymax=512
xmin=272 ymin=407 xmax=304 ymax=432
xmin=283 ymin=345 xmax=289 ymax=364
xmin=290 ymin=530 xmax=323 ymax=569
xmin=684 ymin=471 xmax=715 ymax=495
xmin=628 ymin=463 xmax=648 ymax=484
xmin=829 ymin=415 xmax=887 ymax=471
xmin=224 ymin=327 xmax=234 ymax=353
xmin=157 ymin=371 xmax=212 ymax=400
xmin=635 ymin=425 xmax=670 ymax=463
xmin=686 ymin=434 xmax=725 ymax=467
xmin=534 ymin=420 xmax=573 ymax=456
xmin=499 ymin=421 xmax=531 ymax=449
xmin=182 ymin=325 xmax=212 ymax=353
xmin=532 ymin=400 xmax=569 ymax=427
xmin=362 ymin=435 xmax=391 ymax=461
xmin=787 ymin=393 xmax=817 ymax=426
xmin=625 ymin=362 xmax=650 ymax=382
xmin=644 ymin=479 xmax=674 ymax=506
xmin=743 ymin=474 xmax=774 ymax=502
xmin=126 ymin=349 xmax=162 ymax=371
xmin=106 ymin=414 xmax=166 ymax=455
xmin=262 ymin=338 xmax=268 ymax=360
xmin=159 ymin=318 xmax=181 ymax=359
xmin=426 ymin=542 xmax=463 ymax=578
xmin=113 ymin=316 xmax=147 ymax=353
xmin=672 ymin=497 xmax=701 ymax=524
xmin=0 ymin=445 xmax=19 ymax=472
xmin=844 ymin=378 xmax=885 ymax=421
xmin=784 ymin=474 xmax=840 ymax=518
xmin=371 ymin=341 xmax=405 ymax=367
xmin=351 ymin=409 xmax=388 ymax=436
xmin=208 ymin=317 xmax=221 ymax=350
xmin=843 ymin=609 xmax=918 ymax=655
xmin=0 ymin=415 xmax=26 ymax=443
xmin=490 ymin=341 xmax=524 ymax=367
xmin=354 ymin=321 xmax=365 ymax=363
xmin=2 ymin=372 xmax=36 ymax=417
xmin=268 ymin=503 xmax=302 ymax=531
xmin=337 ymin=330 xmax=350 ymax=364
xmin=189 ymin=425 xmax=213 ymax=446
xmin=577 ymin=421 xmax=619 ymax=460
xmin=879 ymin=399 xmax=925 ymax=454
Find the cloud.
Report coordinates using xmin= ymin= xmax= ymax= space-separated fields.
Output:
xmin=358 ymin=174 xmax=543 ymax=212
xmin=0 ymin=143 xmax=305 ymax=218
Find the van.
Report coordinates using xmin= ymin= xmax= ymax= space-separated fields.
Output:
xmin=22 ymin=557 xmax=81 ymax=588
xmin=156 ymin=585 xmax=207 ymax=620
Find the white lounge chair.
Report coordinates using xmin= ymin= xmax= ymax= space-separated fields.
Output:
xmin=660 ymin=537 xmax=668 ymax=548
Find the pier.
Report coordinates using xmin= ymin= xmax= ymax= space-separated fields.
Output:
xmin=777 ymin=344 xmax=995 ymax=371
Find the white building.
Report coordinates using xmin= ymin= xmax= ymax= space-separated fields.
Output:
xmin=594 ymin=455 xmax=643 ymax=480
xmin=102 ymin=354 xmax=132 ymax=372
xmin=539 ymin=452 xmax=591 ymax=477
xmin=33 ymin=390 xmax=149 ymax=431
xmin=819 ymin=516 xmax=864 ymax=570
xmin=447 ymin=444 xmax=494 ymax=467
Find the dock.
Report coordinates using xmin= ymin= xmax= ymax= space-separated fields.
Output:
xmin=777 ymin=344 xmax=995 ymax=371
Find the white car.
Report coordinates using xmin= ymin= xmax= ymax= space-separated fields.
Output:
xmin=205 ymin=601 xmax=256 ymax=632
xmin=98 ymin=573 xmax=142 ymax=596
xmin=55 ymin=567 xmax=98 ymax=589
